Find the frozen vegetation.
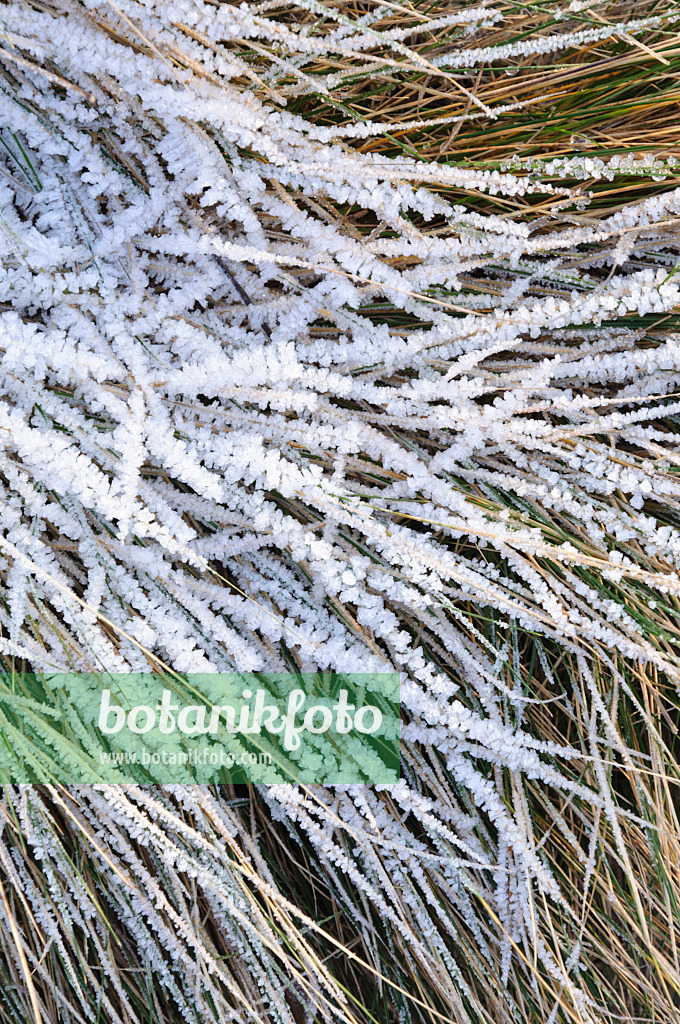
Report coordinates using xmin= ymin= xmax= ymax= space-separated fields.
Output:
xmin=0 ymin=1 xmax=679 ymax=1022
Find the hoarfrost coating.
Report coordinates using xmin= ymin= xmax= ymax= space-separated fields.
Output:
xmin=0 ymin=1 xmax=679 ymax=1021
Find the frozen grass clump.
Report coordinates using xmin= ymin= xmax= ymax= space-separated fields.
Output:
xmin=0 ymin=1 xmax=679 ymax=1022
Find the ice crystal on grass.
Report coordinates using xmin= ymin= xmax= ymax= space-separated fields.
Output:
xmin=0 ymin=1 xmax=679 ymax=1022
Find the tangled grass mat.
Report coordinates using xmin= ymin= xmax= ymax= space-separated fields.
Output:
xmin=0 ymin=0 xmax=679 ymax=1021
